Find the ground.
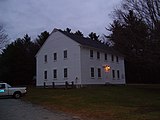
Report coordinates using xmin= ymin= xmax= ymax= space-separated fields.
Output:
xmin=0 ymin=98 xmax=79 ymax=120
xmin=24 ymin=85 xmax=160 ymax=120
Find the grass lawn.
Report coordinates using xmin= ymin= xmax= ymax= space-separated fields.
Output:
xmin=24 ymin=85 xmax=160 ymax=120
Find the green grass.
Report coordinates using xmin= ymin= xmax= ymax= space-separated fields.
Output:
xmin=24 ymin=85 xmax=160 ymax=120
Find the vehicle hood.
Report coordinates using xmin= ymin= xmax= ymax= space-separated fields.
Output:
xmin=9 ymin=87 xmax=26 ymax=90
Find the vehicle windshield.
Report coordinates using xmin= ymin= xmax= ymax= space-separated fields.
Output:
xmin=7 ymin=84 xmax=11 ymax=88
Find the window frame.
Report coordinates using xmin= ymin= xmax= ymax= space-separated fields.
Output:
xmin=91 ymin=67 xmax=95 ymax=78
xmin=44 ymin=55 xmax=47 ymax=63
xmin=90 ymin=50 xmax=93 ymax=58
xmin=111 ymin=55 xmax=114 ymax=62
xmin=117 ymin=70 xmax=120 ymax=79
xmin=64 ymin=68 xmax=68 ymax=78
xmin=44 ymin=70 xmax=47 ymax=80
xmin=112 ymin=70 xmax=115 ymax=79
xmin=97 ymin=51 xmax=100 ymax=59
xmin=98 ymin=68 xmax=101 ymax=78
xmin=53 ymin=69 xmax=57 ymax=79
xmin=105 ymin=53 xmax=107 ymax=60
xmin=0 ymin=84 xmax=5 ymax=89
xmin=116 ymin=56 xmax=119 ymax=62
xmin=53 ymin=53 xmax=57 ymax=61
xmin=64 ymin=50 xmax=67 ymax=59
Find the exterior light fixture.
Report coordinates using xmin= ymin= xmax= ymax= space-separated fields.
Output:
xmin=103 ymin=65 xmax=111 ymax=72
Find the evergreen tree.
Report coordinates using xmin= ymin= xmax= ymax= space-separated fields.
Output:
xmin=0 ymin=35 xmax=37 ymax=85
xmin=35 ymin=31 xmax=49 ymax=48
xmin=88 ymin=32 xmax=100 ymax=41
xmin=65 ymin=28 xmax=71 ymax=33
xmin=74 ymin=30 xmax=84 ymax=37
xmin=107 ymin=10 xmax=157 ymax=83
xmin=0 ymin=25 xmax=8 ymax=51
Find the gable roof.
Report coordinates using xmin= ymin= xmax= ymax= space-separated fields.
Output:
xmin=53 ymin=29 xmax=123 ymax=56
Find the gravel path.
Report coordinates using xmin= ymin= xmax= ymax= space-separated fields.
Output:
xmin=0 ymin=98 xmax=80 ymax=120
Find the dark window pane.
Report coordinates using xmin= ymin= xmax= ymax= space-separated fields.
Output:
xmin=111 ymin=55 xmax=114 ymax=61
xmin=44 ymin=55 xmax=47 ymax=62
xmin=54 ymin=53 xmax=57 ymax=60
xmin=105 ymin=53 xmax=107 ymax=60
xmin=112 ymin=70 xmax=115 ymax=79
xmin=64 ymin=68 xmax=68 ymax=78
xmin=91 ymin=67 xmax=94 ymax=77
xmin=44 ymin=71 xmax=47 ymax=79
xmin=97 ymin=52 xmax=100 ymax=59
xmin=117 ymin=70 xmax=120 ymax=79
xmin=64 ymin=50 xmax=67 ymax=59
xmin=98 ymin=68 xmax=101 ymax=78
xmin=116 ymin=56 xmax=119 ymax=62
xmin=53 ymin=69 xmax=57 ymax=78
xmin=90 ymin=50 xmax=93 ymax=58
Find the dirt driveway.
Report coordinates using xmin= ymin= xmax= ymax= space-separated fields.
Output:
xmin=0 ymin=98 xmax=79 ymax=120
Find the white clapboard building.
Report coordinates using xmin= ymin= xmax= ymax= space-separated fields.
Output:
xmin=36 ymin=29 xmax=126 ymax=86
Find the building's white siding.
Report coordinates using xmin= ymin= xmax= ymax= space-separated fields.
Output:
xmin=80 ymin=46 xmax=125 ymax=85
xmin=36 ymin=31 xmax=81 ymax=86
xmin=36 ymin=30 xmax=126 ymax=86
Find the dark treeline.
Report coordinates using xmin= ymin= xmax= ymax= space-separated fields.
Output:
xmin=0 ymin=31 xmax=49 ymax=85
xmin=106 ymin=0 xmax=160 ymax=83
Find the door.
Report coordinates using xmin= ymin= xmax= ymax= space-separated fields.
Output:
xmin=0 ymin=84 xmax=7 ymax=96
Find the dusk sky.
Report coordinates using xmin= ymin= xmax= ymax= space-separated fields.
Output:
xmin=0 ymin=0 xmax=121 ymax=40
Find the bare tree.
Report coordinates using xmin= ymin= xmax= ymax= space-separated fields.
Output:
xmin=113 ymin=0 xmax=160 ymax=29
xmin=0 ymin=25 xmax=8 ymax=51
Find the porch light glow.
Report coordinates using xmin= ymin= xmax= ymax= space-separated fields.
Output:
xmin=104 ymin=65 xmax=111 ymax=72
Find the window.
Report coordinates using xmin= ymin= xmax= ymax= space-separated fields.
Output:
xmin=116 ymin=56 xmax=119 ymax=62
xmin=90 ymin=50 xmax=93 ymax=58
xmin=91 ymin=67 xmax=94 ymax=78
xmin=97 ymin=52 xmax=100 ymax=59
xmin=98 ymin=68 xmax=101 ymax=78
xmin=64 ymin=50 xmax=67 ymax=59
xmin=53 ymin=53 xmax=57 ymax=61
xmin=44 ymin=55 xmax=47 ymax=63
xmin=44 ymin=70 xmax=47 ymax=79
xmin=53 ymin=69 xmax=57 ymax=79
xmin=0 ymin=84 xmax=5 ymax=89
xmin=111 ymin=55 xmax=114 ymax=62
xmin=64 ymin=68 xmax=68 ymax=78
xmin=117 ymin=70 xmax=120 ymax=79
xmin=105 ymin=53 xmax=107 ymax=60
xmin=112 ymin=70 xmax=115 ymax=79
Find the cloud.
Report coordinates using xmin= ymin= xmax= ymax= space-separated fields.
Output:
xmin=0 ymin=0 xmax=121 ymax=40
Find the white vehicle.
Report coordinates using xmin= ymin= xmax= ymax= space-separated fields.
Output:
xmin=0 ymin=82 xmax=27 ymax=99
